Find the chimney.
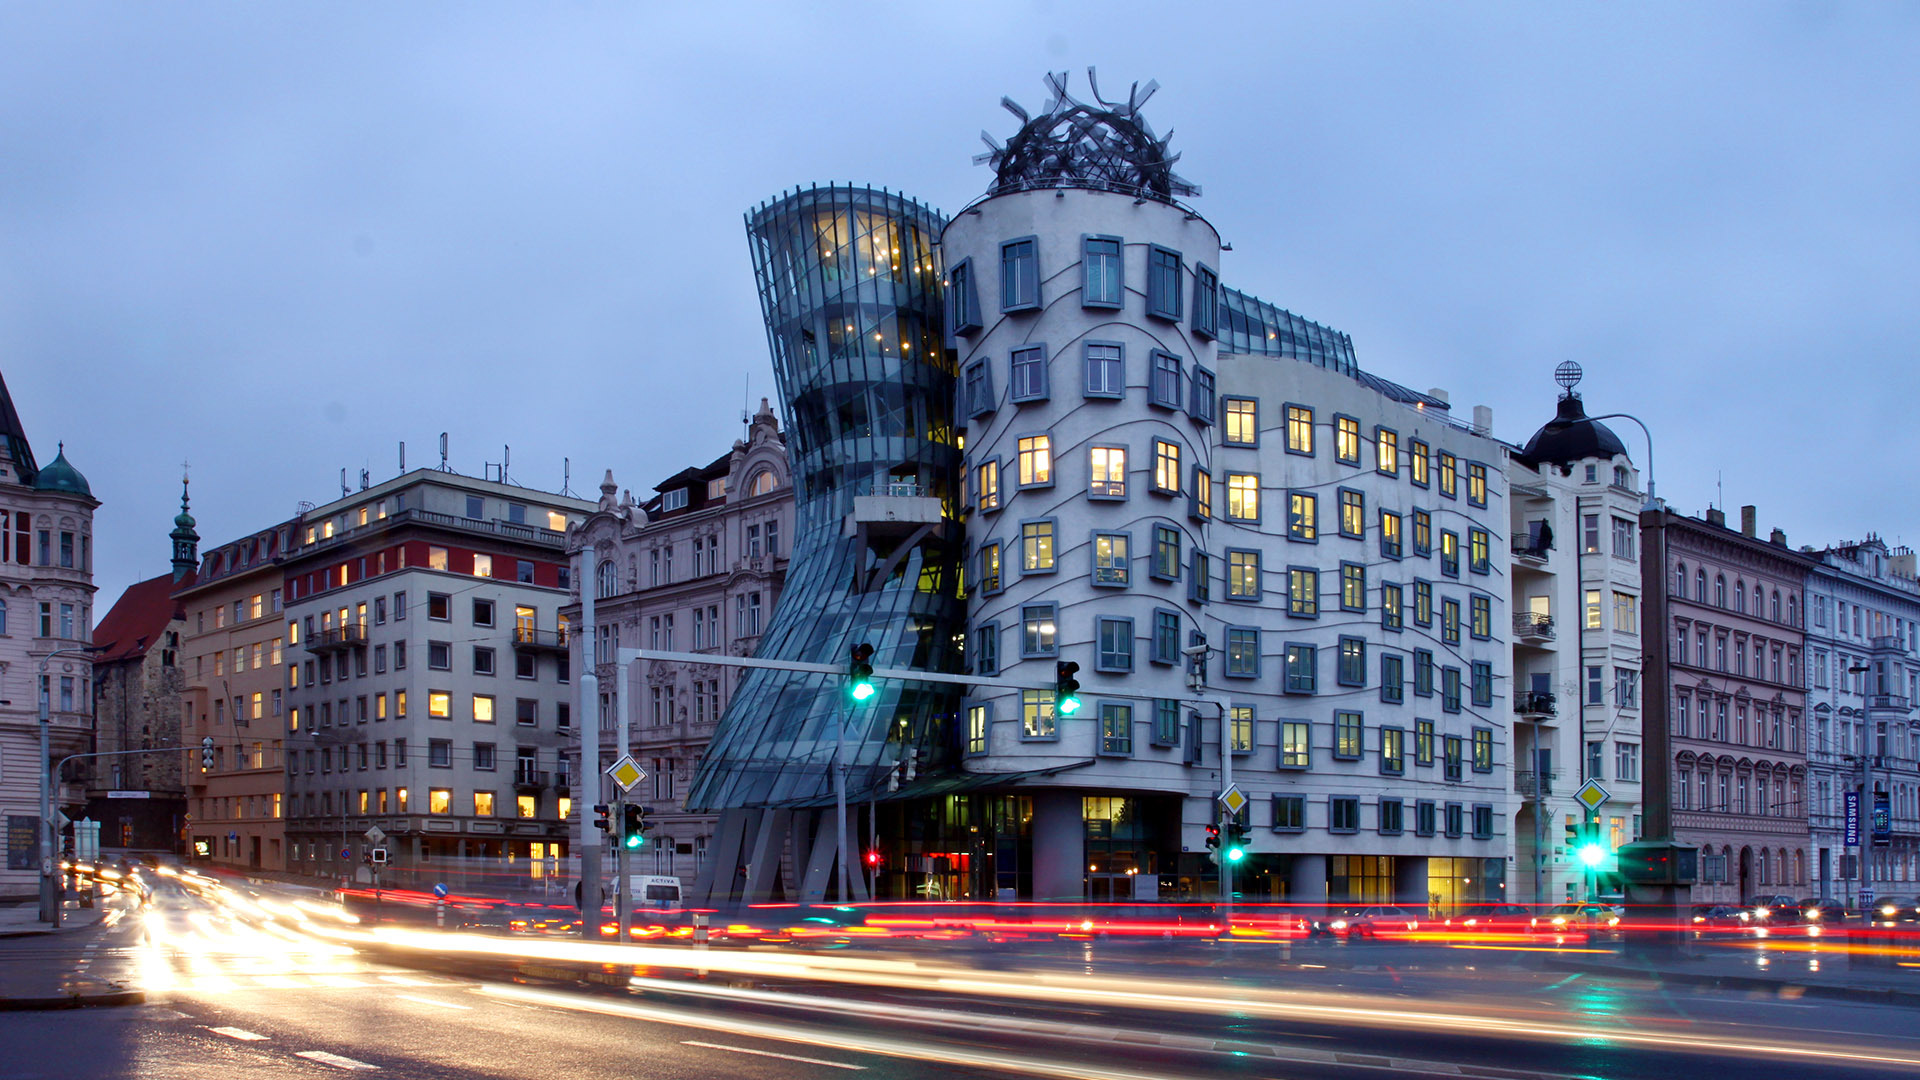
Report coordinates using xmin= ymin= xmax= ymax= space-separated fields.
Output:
xmin=1426 ymin=387 xmax=1450 ymax=406
xmin=1740 ymin=505 xmax=1757 ymax=538
xmin=1769 ymin=527 xmax=1787 ymax=546
xmin=1471 ymin=404 xmax=1493 ymax=435
xmin=1706 ymin=507 xmax=1726 ymax=528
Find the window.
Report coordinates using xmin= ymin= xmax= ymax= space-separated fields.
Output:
xmin=1416 ymin=718 xmax=1435 ymax=766
xmin=1442 ymin=667 xmax=1462 ymax=713
xmin=1612 ymin=517 xmax=1637 ymax=560
xmin=1099 ymin=703 xmax=1133 ymax=755
xmin=1188 ymin=549 xmax=1211 ymax=603
xmin=1190 ymin=466 xmax=1212 ymax=521
xmin=1341 ymin=563 xmax=1366 ymax=612
xmin=1338 ymin=489 xmax=1363 ymax=538
xmin=1097 ymin=618 xmax=1135 ymax=673
xmin=1146 ymin=245 xmax=1182 ymax=320
xmin=1188 ymin=366 xmax=1215 ymax=424
xmin=1615 ymin=741 xmax=1639 ymax=782
xmin=979 ymin=541 xmax=1002 ymax=594
xmin=429 ymin=739 xmax=453 ymax=767
xmin=1472 ymin=805 xmax=1493 ymax=840
xmin=1227 ymin=550 xmax=1259 ymax=600
xmin=975 ymin=459 xmax=1000 ymax=511
xmin=1016 ymin=435 xmax=1052 ymax=486
xmin=1152 ymin=609 xmax=1181 ymax=665
xmin=1084 ymin=342 xmax=1123 ymax=397
xmin=1288 ymin=567 xmax=1318 ymax=617
xmin=1438 ymin=452 xmax=1457 ymax=498
xmin=1471 ymin=662 xmax=1493 ymax=707
xmin=473 ymin=743 xmax=496 ymax=772
xmin=1010 ymin=345 xmax=1049 ymax=402
xmin=428 ymin=592 xmax=451 ymax=621
xmin=975 ymin=623 xmax=999 ymax=677
xmin=1440 ymin=532 xmax=1459 ymax=577
xmin=1334 ymin=711 xmax=1363 ymax=759
xmin=1001 ymin=237 xmax=1039 ymax=311
xmin=1226 ymin=473 xmax=1259 ymax=521
xmin=1225 ymin=627 xmax=1259 ymax=678
xmin=1381 ymin=582 xmax=1403 ymax=630
xmin=1279 ymin=405 xmax=1315 ymax=458
xmin=473 ymin=646 xmax=495 ymax=676
xmin=1472 ymin=728 xmax=1493 ymax=772
xmin=1466 ymin=462 xmax=1487 ymax=507
xmin=1285 ymin=644 xmax=1317 ymax=694
xmin=1614 ymin=667 xmax=1638 ymax=709
xmin=472 ymin=554 xmax=493 ymax=578
xmin=1379 ymin=798 xmax=1405 ymax=834
xmin=1413 ymin=510 xmax=1432 ymax=556
xmin=1470 ymin=594 xmax=1492 ymax=638
xmin=1288 ymin=492 xmax=1317 ymax=541
xmin=1335 ymin=416 xmax=1361 ymax=464
xmin=1020 ymin=520 xmax=1055 ymax=572
xmin=473 ymin=598 xmax=495 ymax=627
xmin=429 ymin=691 xmax=451 ymax=719
xmin=1380 ymin=512 xmax=1402 ymax=559
xmin=966 ymin=703 xmax=990 ymax=754
xmin=1613 ymin=591 xmax=1637 ymax=633
xmin=1381 ymin=727 xmax=1405 ymax=775
xmin=1152 ymin=525 xmax=1181 ymax=580
xmin=1224 ymin=398 xmax=1257 ymax=445
xmin=1082 ymin=236 xmax=1122 ymax=308
xmin=1468 ymin=529 xmax=1489 ymax=574
xmin=1381 ymin=653 xmax=1405 ymax=703
xmin=1443 ymin=735 xmax=1463 ymax=781
xmin=1152 ymin=439 xmax=1180 ymax=494
xmin=1022 ymin=689 xmax=1055 ymax=740
xmin=948 ymin=258 xmax=981 ymax=332
xmin=964 ymin=359 xmax=995 ymax=419
xmin=1070 ymin=447 xmax=1125 ymax=504
xmin=1021 ymin=605 xmax=1057 ymax=657
xmin=429 ymin=641 xmax=452 ymax=670
xmin=1414 ymin=581 xmax=1434 ymax=626
xmin=1153 ymin=699 xmax=1180 ymax=746
xmin=1280 ymin=721 xmax=1310 ymax=769
xmin=1273 ymin=795 xmax=1306 ymax=831
xmin=1588 ymin=665 xmax=1606 ymax=706
xmin=1337 ymin=637 xmax=1366 ymax=686
xmin=473 ymin=694 xmax=495 ymax=723
xmin=1330 ymin=797 xmax=1360 ymax=833
xmin=1409 ymin=439 xmax=1430 ymax=486
xmin=1092 ymin=532 xmax=1129 ymax=587
xmin=1191 ymin=263 xmax=1218 ymax=338
xmin=1150 ymin=350 xmax=1183 ymax=408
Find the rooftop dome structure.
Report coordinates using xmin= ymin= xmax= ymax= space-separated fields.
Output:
xmin=33 ymin=443 xmax=91 ymax=497
xmin=1518 ymin=364 xmax=1628 ymax=467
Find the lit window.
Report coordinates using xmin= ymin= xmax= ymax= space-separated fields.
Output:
xmin=1092 ymin=533 xmax=1129 ymax=586
xmin=1339 ymin=489 xmax=1364 ymax=538
xmin=1226 ymin=474 xmax=1259 ymax=521
xmin=517 ymin=795 xmax=536 ymax=819
xmin=1017 ymin=435 xmax=1052 ymax=486
xmin=1089 ymin=446 xmax=1127 ymax=498
xmin=1376 ymin=429 xmax=1399 ymax=475
xmin=1020 ymin=521 xmax=1055 ymax=572
xmin=967 ymin=704 xmax=990 ymax=754
xmin=1335 ymin=416 xmax=1361 ymax=464
xmin=979 ymin=542 xmax=1002 ymax=593
xmin=1467 ymin=463 xmax=1487 ymax=507
xmin=1341 ymin=564 xmax=1366 ymax=612
xmin=1288 ymin=492 xmax=1317 ymax=541
xmin=1227 ymin=550 xmax=1259 ymax=599
xmin=1100 ymin=702 xmax=1133 ymax=754
xmin=1190 ymin=467 xmax=1212 ymax=520
xmin=1153 ymin=440 xmax=1180 ymax=494
xmin=1468 ymin=529 xmax=1490 ymax=573
xmin=1439 ymin=452 xmax=1458 ymax=498
xmin=429 ymin=691 xmax=451 ymax=719
xmin=1380 ymin=512 xmax=1402 ymax=558
xmin=1288 ymin=568 xmax=1318 ymax=617
xmin=429 ymin=789 xmax=451 ymax=814
xmin=1022 ymin=689 xmax=1056 ymax=739
xmin=547 ymin=511 xmax=567 ymax=531
xmin=1224 ymin=398 xmax=1257 ymax=445
xmin=473 ymin=792 xmax=495 ymax=817
xmin=1286 ymin=405 xmax=1314 ymax=454
xmin=473 ymin=695 xmax=494 ymax=723
xmin=472 ymin=554 xmax=493 ymax=578
xmin=1281 ymin=723 xmax=1310 ymax=768
xmin=976 ymin=459 xmax=1000 ymax=510
xmin=1334 ymin=711 xmax=1363 ymax=759
xmin=428 ymin=546 xmax=449 ymax=571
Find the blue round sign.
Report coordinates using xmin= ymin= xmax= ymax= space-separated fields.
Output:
xmin=431 ymin=882 xmax=449 ymax=899
xmin=341 ymin=848 xmax=352 ymax=861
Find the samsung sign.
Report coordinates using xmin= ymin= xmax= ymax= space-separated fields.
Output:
xmin=1844 ymin=790 xmax=1860 ymax=847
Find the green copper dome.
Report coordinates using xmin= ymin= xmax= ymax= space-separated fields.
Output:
xmin=33 ymin=444 xmax=90 ymax=497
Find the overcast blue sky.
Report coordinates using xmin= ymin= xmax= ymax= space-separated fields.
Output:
xmin=3 ymin=3 xmax=1916 ymax=607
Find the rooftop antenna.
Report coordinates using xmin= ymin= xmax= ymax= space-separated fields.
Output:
xmin=399 ymin=441 xmax=406 ymax=474
xmin=742 ymin=375 xmax=751 ymax=436
xmin=358 ymin=467 xmax=371 ymax=491
xmin=561 ymin=457 xmax=578 ymax=498
xmin=504 ymin=444 xmax=510 ymax=486
xmin=439 ymin=432 xmax=453 ymax=473
xmin=340 ymin=467 xmax=350 ymax=498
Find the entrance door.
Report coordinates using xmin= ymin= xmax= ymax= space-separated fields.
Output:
xmin=250 ymin=836 xmax=261 ymax=869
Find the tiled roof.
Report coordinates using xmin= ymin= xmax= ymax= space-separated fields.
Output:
xmin=92 ymin=572 xmax=193 ymax=664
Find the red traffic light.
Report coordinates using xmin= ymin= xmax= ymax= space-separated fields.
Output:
xmin=864 ymin=850 xmax=881 ymax=867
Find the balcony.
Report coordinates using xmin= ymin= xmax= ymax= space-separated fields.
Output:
xmin=512 ymin=767 xmax=549 ymax=794
xmin=1515 ymin=770 xmax=1561 ymax=799
xmin=305 ymin=625 xmax=367 ymax=655
xmin=1515 ymin=691 xmax=1557 ymax=717
xmin=1512 ymin=536 xmax=1552 ymax=564
xmin=297 ymin=506 xmax=568 ymax=559
xmin=1513 ymin=612 xmax=1556 ymax=643
xmin=1868 ymin=694 xmax=1912 ymax=713
xmin=511 ymin=627 xmax=570 ymax=655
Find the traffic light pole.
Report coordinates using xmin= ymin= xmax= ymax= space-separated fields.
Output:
xmin=1218 ymin=699 xmax=1233 ymax=917
xmin=614 ymin=792 xmax=630 ymax=942
xmin=577 ymin=552 xmax=601 ymax=939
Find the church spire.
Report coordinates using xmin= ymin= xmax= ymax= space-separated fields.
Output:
xmin=170 ymin=468 xmax=199 ymax=582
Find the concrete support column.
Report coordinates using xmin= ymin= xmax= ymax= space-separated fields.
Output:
xmin=1288 ymin=853 xmax=1328 ymax=913
xmin=1395 ymin=857 xmax=1430 ymax=916
xmin=1030 ymin=792 xmax=1085 ymax=901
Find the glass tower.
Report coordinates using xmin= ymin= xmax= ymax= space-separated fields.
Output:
xmin=687 ymin=184 xmax=965 ymax=812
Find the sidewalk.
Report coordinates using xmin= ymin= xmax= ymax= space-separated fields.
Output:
xmin=1545 ymin=938 xmax=1920 ymax=1006
xmin=0 ymin=896 xmax=142 ymax=1010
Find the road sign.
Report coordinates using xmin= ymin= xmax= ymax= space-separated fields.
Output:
xmin=1217 ymin=784 xmax=1247 ymax=817
xmin=606 ymin=755 xmax=646 ymax=792
xmin=364 ymin=826 xmax=388 ymax=845
xmin=1862 ymin=888 xmax=1875 ymax=909
xmin=431 ymin=882 xmax=449 ymax=899
xmin=228 ymin=832 xmax=238 ymax=841
xmin=1574 ymin=779 xmax=1611 ymax=814
xmin=340 ymin=848 xmax=352 ymax=861
xmin=1845 ymin=791 xmax=1861 ymax=846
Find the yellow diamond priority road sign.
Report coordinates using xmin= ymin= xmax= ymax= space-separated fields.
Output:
xmin=1218 ymin=784 xmax=1248 ymax=817
xmin=1574 ymin=779 xmax=1611 ymax=814
xmin=606 ymin=755 xmax=647 ymax=793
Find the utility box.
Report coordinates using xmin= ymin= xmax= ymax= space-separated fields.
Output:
xmin=1618 ymin=841 xmax=1697 ymax=885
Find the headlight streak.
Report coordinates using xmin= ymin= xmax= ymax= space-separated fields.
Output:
xmin=327 ymin=926 xmax=1920 ymax=1071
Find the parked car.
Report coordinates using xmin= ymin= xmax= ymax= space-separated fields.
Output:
xmin=1331 ymin=905 xmax=1422 ymax=939
xmin=1450 ymin=903 xmax=1538 ymax=932
xmin=1690 ymin=904 xmax=1752 ymax=930
xmin=1743 ymin=894 xmax=1802 ymax=924
xmin=1796 ymin=898 xmax=1847 ymax=923
xmin=1868 ymin=896 xmax=1920 ymax=923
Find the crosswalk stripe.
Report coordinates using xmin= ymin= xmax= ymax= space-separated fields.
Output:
xmin=296 ymin=1051 xmax=380 ymax=1070
xmin=207 ymin=1026 xmax=267 ymax=1041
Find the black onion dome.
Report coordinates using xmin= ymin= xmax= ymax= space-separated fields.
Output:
xmin=1519 ymin=395 xmax=1627 ymax=467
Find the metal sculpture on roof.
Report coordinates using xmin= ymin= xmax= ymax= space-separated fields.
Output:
xmin=975 ymin=68 xmax=1200 ymax=202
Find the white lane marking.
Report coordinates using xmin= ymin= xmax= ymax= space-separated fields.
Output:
xmin=207 ymin=1026 xmax=268 ymax=1041
xmin=683 ymin=1041 xmax=867 ymax=1071
xmin=394 ymin=993 xmax=472 ymax=1010
xmin=296 ymin=1050 xmax=380 ymax=1070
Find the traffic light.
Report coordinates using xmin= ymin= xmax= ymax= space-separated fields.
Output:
xmin=201 ymin=736 xmax=215 ymax=770
xmin=1224 ymin=822 xmax=1250 ymax=864
xmin=864 ymin=849 xmax=881 ymax=868
xmin=1055 ymin=661 xmax=1082 ymax=716
xmin=621 ymin=804 xmax=646 ymax=849
xmin=592 ymin=803 xmax=612 ymax=834
xmin=1575 ymin=819 xmax=1608 ymax=869
xmin=1204 ymin=822 xmax=1221 ymax=863
xmin=1564 ymin=817 xmax=1580 ymax=849
xmin=848 ymin=643 xmax=876 ymax=702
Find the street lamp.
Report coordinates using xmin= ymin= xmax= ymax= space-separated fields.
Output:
xmin=39 ymin=645 xmax=101 ymax=925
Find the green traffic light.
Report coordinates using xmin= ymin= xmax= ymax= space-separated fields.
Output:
xmin=1225 ymin=846 xmax=1245 ymax=863
xmin=850 ymin=680 xmax=875 ymax=702
xmin=1057 ymin=693 xmax=1081 ymax=716
xmin=624 ymin=832 xmax=644 ymax=850
xmin=1577 ymin=843 xmax=1606 ymax=868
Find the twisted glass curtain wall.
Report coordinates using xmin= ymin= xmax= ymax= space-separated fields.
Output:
xmin=688 ymin=184 xmax=965 ymax=811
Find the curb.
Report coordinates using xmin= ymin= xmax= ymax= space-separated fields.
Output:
xmin=1542 ymin=958 xmax=1920 ymax=1007
xmin=0 ymin=989 xmax=145 ymax=1011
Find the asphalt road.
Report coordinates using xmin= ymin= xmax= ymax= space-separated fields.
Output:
xmin=5 ymin=876 xmax=1918 ymax=1080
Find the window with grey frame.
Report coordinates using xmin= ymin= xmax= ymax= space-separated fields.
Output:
xmin=1099 ymin=702 xmax=1132 ymax=755
xmin=947 ymin=258 xmax=981 ymax=333
xmin=1021 ymin=605 xmax=1057 ymax=658
xmin=1001 ymin=237 xmax=1039 ymax=312
xmin=1191 ymin=263 xmax=1218 ymax=339
xmin=1082 ymin=235 xmax=1123 ymax=308
xmin=1227 ymin=549 xmax=1260 ymax=601
xmin=1146 ymin=245 xmax=1182 ymax=320
xmin=1096 ymin=617 xmax=1134 ymax=673
xmin=975 ymin=623 xmax=999 ymax=676
xmin=1273 ymin=794 xmax=1306 ymax=832
xmin=1285 ymin=643 xmax=1317 ymax=694
xmin=1009 ymin=344 xmax=1049 ymax=402
xmin=1189 ymin=365 xmax=1215 ymax=425
xmin=1280 ymin=720 xmax=1310 ymax=768
xmin=1381 ymin=653 xmax=1405 ymax=703
xmin=1151 ymin=525 xmax=1181 ymax=581
xmin=964 ymin=359 xmax=994 ymax=419
xmin=1152 ymin=699 xmax=1180 ymax=746
xmin=1379 ymin=797 xmax=1405 ymax=834
xmin=1337 ymin=636 xmax=1366 ymax=687
xmin=1084 ymin=341 xmax=1124 ymax=398
xmin=1288 ymin=567 xmax=1318 ymax=617
xmin=1091 ymin=531 xmax=1129 ymax=586
xmin=1330 ymin=796 xmax=1360 ymax=833
xmin=1334 ymin=711 xmax=1363 ymax=759
xmin=1188 ymin=549 xmax=1211 ymax=604
xmin=1149 ymin=350 xmax=1183 ymax=408
xmin=1225 ymin=626 xmax=1259 ymax=678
